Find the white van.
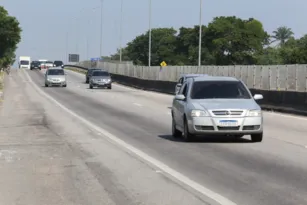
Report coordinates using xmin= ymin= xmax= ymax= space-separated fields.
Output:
xmin=19 ymin=56 xmax=31 ymax=69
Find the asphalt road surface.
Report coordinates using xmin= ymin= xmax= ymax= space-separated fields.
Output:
xmin=1 ymin=69 xmax=307 ymax=205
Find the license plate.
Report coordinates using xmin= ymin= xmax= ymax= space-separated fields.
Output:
xmin=218 ymin=120 xmax=238 ymax=127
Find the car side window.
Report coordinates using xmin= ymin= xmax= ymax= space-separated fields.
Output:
xmin=183 ymin=83 xmax=188 ymax=97
xmin=179 ymin=83 xmax=188 ymax=96
xmin=178 ymin=77 xmax=183 ymax=84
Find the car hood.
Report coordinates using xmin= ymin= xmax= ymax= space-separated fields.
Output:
xmin=91 ymin=76 xmax=110 ymax=80
xmin=47 ymin=75 xmax=65 ymax=79
xmin=191 ymin=99 xmax=260 ymax=110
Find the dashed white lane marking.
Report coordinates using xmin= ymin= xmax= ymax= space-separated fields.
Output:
xmin=24 ymin=69 xmax=237 ymax=205
xmin=133 ymin=103 xmax=142 ymax=107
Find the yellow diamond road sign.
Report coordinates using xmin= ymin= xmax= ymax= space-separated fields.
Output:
xmin=160 ymin=61 xmax=167 ymax=67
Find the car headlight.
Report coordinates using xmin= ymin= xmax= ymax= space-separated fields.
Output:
xmin=190 ymin=110 xmax=209 ymax=117
xmin=246 ymin=110 xmax=261 ymax=117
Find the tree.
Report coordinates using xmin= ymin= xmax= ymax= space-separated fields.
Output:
xmin=0 ymin=6 xmax=22 ymax=68
xmin=125 ymin=28 xmax=178 ymax=66
xmin=205 ymin=16 xmax=269 ymax=65
xmin=272 ymin=26 xmax=294 ymax=46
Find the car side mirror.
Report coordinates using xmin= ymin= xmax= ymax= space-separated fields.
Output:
xmin=61 ymin=65 xmax=64 ymax=68
xmin=176 ymin=83 xmax=182 ymax=87
xmin=175 ymin=94 xmax=185 ymax=101
xmin=253 ymin=94 xmax=263 ymax=100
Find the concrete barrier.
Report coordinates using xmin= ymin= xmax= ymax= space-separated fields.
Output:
xmin=65 ymin=65 xmax=307 ymax=116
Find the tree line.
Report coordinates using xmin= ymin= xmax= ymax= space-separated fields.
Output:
xmin=108 ymin=16 xmax=302 ymax=66
xmin=0 ymin=6 xmax=22 ymax=69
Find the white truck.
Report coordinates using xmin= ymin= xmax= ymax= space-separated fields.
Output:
xmin=19 ymin=56 xmax=31 ymax=69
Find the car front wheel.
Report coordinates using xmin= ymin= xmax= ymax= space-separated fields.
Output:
xmin=172 ymin=117 xmax=182 ymax=138
xmin=183 ymin=117 xmax=195 ymax=142
xmin=251 ymin=133 xmax=263 ymax=142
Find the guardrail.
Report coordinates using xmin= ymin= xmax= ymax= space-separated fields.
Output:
xmin=64 ymin=64 xmax=307 ymax=116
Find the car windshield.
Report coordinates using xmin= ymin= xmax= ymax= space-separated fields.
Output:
xmin=190 ymin=81 xmax=251 ymax=99
xmin=20 ymin=60 xmax=29 ymax=65
xmin=92 ymin=71 xmax=109 ymax=76
xmin=89 ymin=69 xmax=100 ymax=74
xmin=48 ymin=69 xmax=64 ymax=75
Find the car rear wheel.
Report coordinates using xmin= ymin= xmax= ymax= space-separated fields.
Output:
xmin=62 ymin=84 xmax=67 ymax=87
xmin=45 ymin=84 xmax=48 ymax=87
xmin=89 ymin=85 xmax=93 ymax=89
xmin=172 ymin=117 xmax=182 ymax=138
xmin=107 ymin=85 xmax=112 ymax=89
xmin=183 ymin=117 xmax=195 ymax=142
xmin=251 ymin=133 xmax=263 ymax=142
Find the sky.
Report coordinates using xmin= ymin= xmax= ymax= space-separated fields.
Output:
xmin=1 ymin=0 xmax=307 ymax=65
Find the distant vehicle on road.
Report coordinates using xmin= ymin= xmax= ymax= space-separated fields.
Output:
xmin=175 ymin=74 xmax=208 ymax=94
xmin=30 ymin=61 xmax=41 ymax=70
xmin=171 ymin=76 xmax=263 ymax=142
xmin=89 ymin=70 xmax=112 ymax=89
xmin=19 ymin=56 xmax=31 ymax=69
xmin=44 ymin=61 xmax=54 ymax=69
xmin=85 ymin=68 xmax=103 ymax=83
xmin=38 ymin=59 xmax=48 ymax=69
xmin=53 ymin=60 xmax=64 ymax=68
xmin=45 ymin=67 xmax=67 ymax=87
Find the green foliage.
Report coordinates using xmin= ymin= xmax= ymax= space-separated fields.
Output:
xmin=0 ymin=6 xmax=22 ymax=68
xmin=112 ymin=15 xmax=307 ymax=66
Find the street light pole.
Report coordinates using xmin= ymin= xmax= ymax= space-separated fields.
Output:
xmin=119 ymin=0 xmax=123 ymax=62
xmin=66 ymin=31 xmax=68 ymax=63
xmin=100 ymin=0 xmax=104 ymax=58
xmin=148 ymin=0 xmax=152 ymax=67
xmin=198 ymin=0 xmax=202 ymax=68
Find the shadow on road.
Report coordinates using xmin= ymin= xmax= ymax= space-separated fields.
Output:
xmin=158 ymin=134 xmax=253 ymax=143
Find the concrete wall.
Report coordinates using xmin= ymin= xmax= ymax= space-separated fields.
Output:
xmin=77 ymin=61 xmax=307 ymax=92
xmin=71 ymin=61 xmax=307 ymax=115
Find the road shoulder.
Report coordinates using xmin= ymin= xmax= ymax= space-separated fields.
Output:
xmin=0 ymin=69 xmax=216 ymax=204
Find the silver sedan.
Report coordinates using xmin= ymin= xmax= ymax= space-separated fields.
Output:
xmin=171 ymin=76 xmax=263 ymax=142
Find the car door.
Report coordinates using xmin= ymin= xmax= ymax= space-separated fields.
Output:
xmin=175 ymin=77 xmax=183 ymax=94
xmin=173 ymin=82 xmax=188 ymax=130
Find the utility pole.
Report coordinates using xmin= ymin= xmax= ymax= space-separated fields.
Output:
xmin=148 ymin=0 xmax=152 ymax=67
xmin=198 ymin=0 xmax=202 ymax=69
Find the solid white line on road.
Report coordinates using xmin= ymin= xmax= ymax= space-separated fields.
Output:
xmin=24 ymin=69 xmax=237 ymax=205
xmin=133 ymin=103 xmax=142 ymax=107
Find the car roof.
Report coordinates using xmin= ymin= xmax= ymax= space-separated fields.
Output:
xmin=92 ymin=69 xmax=108 ymax=73
xmin=47 ymin=67 xmax=63 ymax=70
xmin=192 ymin=76 xmax=239 ymax=82
xmin=89 ymin=68 xmax=102 ymax=70
xmin=180 ymin=74 xmax=208 ymax=78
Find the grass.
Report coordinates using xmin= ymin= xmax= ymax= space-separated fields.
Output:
xmin=0 ymin=71 xmax=4 ymax=91
xmin=65 ymin=67 xmax=86 ymax=74
xmin=0 ymin=71 xmax=4 ymax=102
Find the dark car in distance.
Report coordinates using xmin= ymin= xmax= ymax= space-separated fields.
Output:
xmin=30 ymin=61 xmax=41 ymax=70
xmin=89 ymin=70 xmax=112 ymax=89
xmin=53 ymin=60 xmax=64 ymax=68
xmin=85 ymin=68 xmax=102 ymax=83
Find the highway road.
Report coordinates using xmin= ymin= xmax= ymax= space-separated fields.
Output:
xmin=20 ymin=69 xmax=307 ymax=204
